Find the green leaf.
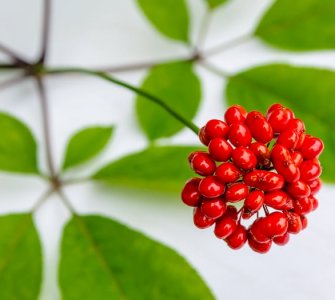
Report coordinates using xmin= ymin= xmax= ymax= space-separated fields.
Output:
xmin=206 ymin=0 xmax=228 ymax=10
xmin=226 ymin=64 xmax=335 ymax=182
xmin=255 ymin=0 xmax=335 ymax=51
xmin=93 ymin=145 xmax=201 ymax=192
xmin=0 ymin=214 xmax=42 ymax=299
xmin=0 ymin=112 xmax=38 ymax=174
xmin=136 ymin=0 xmax=189 ymax=42
xmin=59 ymin=215 xmax=214 ymax=300
xmin=136 ymin=62 xmax=201 ymax=141
xmin=62 ymin=126 xmax=114 ymax=170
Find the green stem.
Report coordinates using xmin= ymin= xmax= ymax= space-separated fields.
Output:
xmin=43 ymin=67 xmax=200 ymax=135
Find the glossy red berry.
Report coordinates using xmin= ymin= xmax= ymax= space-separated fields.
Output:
xmin=300 ymin=136 xmax=324 ymax=159
xmin=267 ymin=107 xmax=294 ymax=133
xmin=249 ymin=142 xmax=271 ymax=167
xmin=201 ymin=198 xmax=227 ymax=219
xmin=299 ymin=159 xmax=322 ymax=182
xmin=214 ymin=216 xmax=237 ymax=239
xmin=248 ymin=235 xmax=272 ymax=254
xmin=208 ymin=138 xmax=232 ymax=162
xmin=225 ymin=183 xmax=249 ymax=203
xmin=246 ymin=111 xmax=273 ymax=144
xmin=189 ymin=151 xmax=216 ymax=176
xmin=273 ymin=232 xmax=290 ymax=246
xmin=225 ymin=225 xmax=247 ymax=250
xmin=199 ymin=176 xmax=226 ymax=198
xmin=202 ymin=119 xmax=229 ymax=142
xmin=224 ymin=105 xmax=247 ymax=125
xmin=232 ymin=147 xmax=257 ymax=170
xmin=264 ymin=190 xmax=289 ymax=210
xmin=216 ymin=162 xmax=241 ymax=183
xmin=244 ymin=190 xmax=264 ymax=213
xmin=193 ymin=207 xmax=215 ymax=229
xmin=228 ymin=122 xmax=252 ymax=147
xmin=183 ymin=104 xmax=323 ymax=253
xmin=181 ymin=178 xmax=201 ymax=207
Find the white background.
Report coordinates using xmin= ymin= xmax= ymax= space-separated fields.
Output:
xmin=1 ymin=0 xmax=335 ymax=299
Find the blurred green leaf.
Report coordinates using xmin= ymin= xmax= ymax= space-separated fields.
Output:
xmin=62 ymin=126 xmax=114 ymax=171
xmin=136 ymin=62 xmax=201 ymax=141
xmin=226 ymin=64 xmax=335 ymax=182
xmin=59 ymin=215 xmax=214 ymax=300
xmin=93 ymin=145 xmax=201 ymax=192
xmin=136 ymin=0 xmax=189 ymax=42
xmin=206 ymin=0 xmax=228 ymax=10
xmin=0 ymin=112 xmax=38 ymax=174
xmin=256 ymin=0 xmax=335 ymax=50
xmin=0 ymin=214 xmax=42 ymax=299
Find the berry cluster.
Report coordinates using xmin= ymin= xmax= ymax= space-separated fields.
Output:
xmin=181 ymin=104 xmax=324 ymax=253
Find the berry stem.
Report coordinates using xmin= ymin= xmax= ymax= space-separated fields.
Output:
xmin=43 ymin=67 xmax=200 ymax=135
xmin=38 ymin=0 xmax=51 ymax=63
xmin=263 ymin=204 xmax=270 ymax=216
xmin=0 ymin=74 xmax=27 ymax=93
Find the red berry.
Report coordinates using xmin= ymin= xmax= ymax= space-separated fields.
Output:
xmin=291 ymin=151 xmax=303 ymax=167
xmin=286 ymin=212 xmax=302 ymax=234
xmin=266 ymin=103 xmax=284 ymax=116
xmin=300 ymin=215 xmax=308 ymax=230
xmin=308 ymin=178 xmax=322 ymax=195
xmin=244 ymin=190 xmax=264 ymax=213
xmin=204 ymin=119 xmax=229 ymax=141
xmin=249 ymin=142 xmax=271 ymax=167
xmin=299 ymin=159 xmax=322 ymax=182
xmin=199 ymin=126 xmax=210 ymax=146
xmin=189 ymin=151 xmax=216 ymax=176
xmin=277 ymin=129 xmax=298 ymax=150
xmin=224 ymin=105 xmax=247 ymax=125
xmin=293 ymin=197 xmax=314 ymax=215
xmin=208 ymin=138 xmax=233 ymax=162
xmin=264 ymin=190 xmax=289 ymax=210
xmin=267 ymin=107 xmax=294 ymax=133
xmin=246 ymin=111 xmax=273 ymax=144
xmin=225 ymin=225 xmax=247 ymax=250
xmin=248 ymin=235 xmax=272 ymax=254
xmin=287 ymin=118 xmax=306 ymax=148
xmin=193 ymin=207 xmax=215 ymax=229
xmin=228 ymin=122 xmax=252 ymax=147
xmin=273 ymin=232 xmax=290 ymax=246
xmin=286 ymin=180 xmax=311 ymax=199
xmin=201 ymin=198 xmax=227 ymax=219
xmin=310 ymin=196 xmax=319 ymax=211
xmin=216 ymin=162 xmax=241 ymax=183
xmin=300 ymin=136 xmax=324 ymax=159
xmin=244 ymin=170 xmax=284 ymax=192
xmin=271 ymin=144 xmax=300 ymax=182
xmin=225 ymin=183 xmax=249 ymax=203
xmin=232 ymin=147 xmax=257 ymax=170
xmin=214 ymin=216 xmax=237 ymax=239
xmin=181 ymin=178 xmax=201 ymax=207
xmin=263 ymin=212 xmax=288 ymax=238
xmin=225 ymin=205 xmax=239 ymax=220
xmin=249 ymin=218 xmax=270 ymax=243
xmin=199 ymin=176 xmax=226 ymax=198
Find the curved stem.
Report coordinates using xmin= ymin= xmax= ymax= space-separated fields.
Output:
xmin=0 ymin=43 xmax=30 ymax=65
xmin=43 ymin=67 xmax=200 ymax=135
xmin=39 ymin=0 xmax=51 ymax=63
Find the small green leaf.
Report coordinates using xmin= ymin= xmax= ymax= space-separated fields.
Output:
xmin=136 ymin=62 xmax=201 ymax=141
xmin=0 ymin=214 xmax=42 ymax=299
xmin=0 ymin=112 xmax=38 ymax=174
xmin=206 ymin=0 xmax=228 ymax=10
xmin=226 ymin=64 xmax=335 ymax=182
xmin=62 ymin=126 xmax=114 ymax=170
xmin=93 ymin=145 xmax=201 ymax=192
xmin=59 ymin=215 xmax=214 ymax=300
xmin=255 ymin=0 xmax=335 ymax=51
xmin=136 ymin=0 xmax=189 ymax=42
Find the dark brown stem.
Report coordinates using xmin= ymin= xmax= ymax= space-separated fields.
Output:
xmin=39 ymin=0 xmax=51 ymax=63
xmin=0 ymin=43 xmax=30 ymax=65
xmin=263 ymin=205 xmax=270 ymax=216
xmin=35 ymin=77 xmax=57 ymax=178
